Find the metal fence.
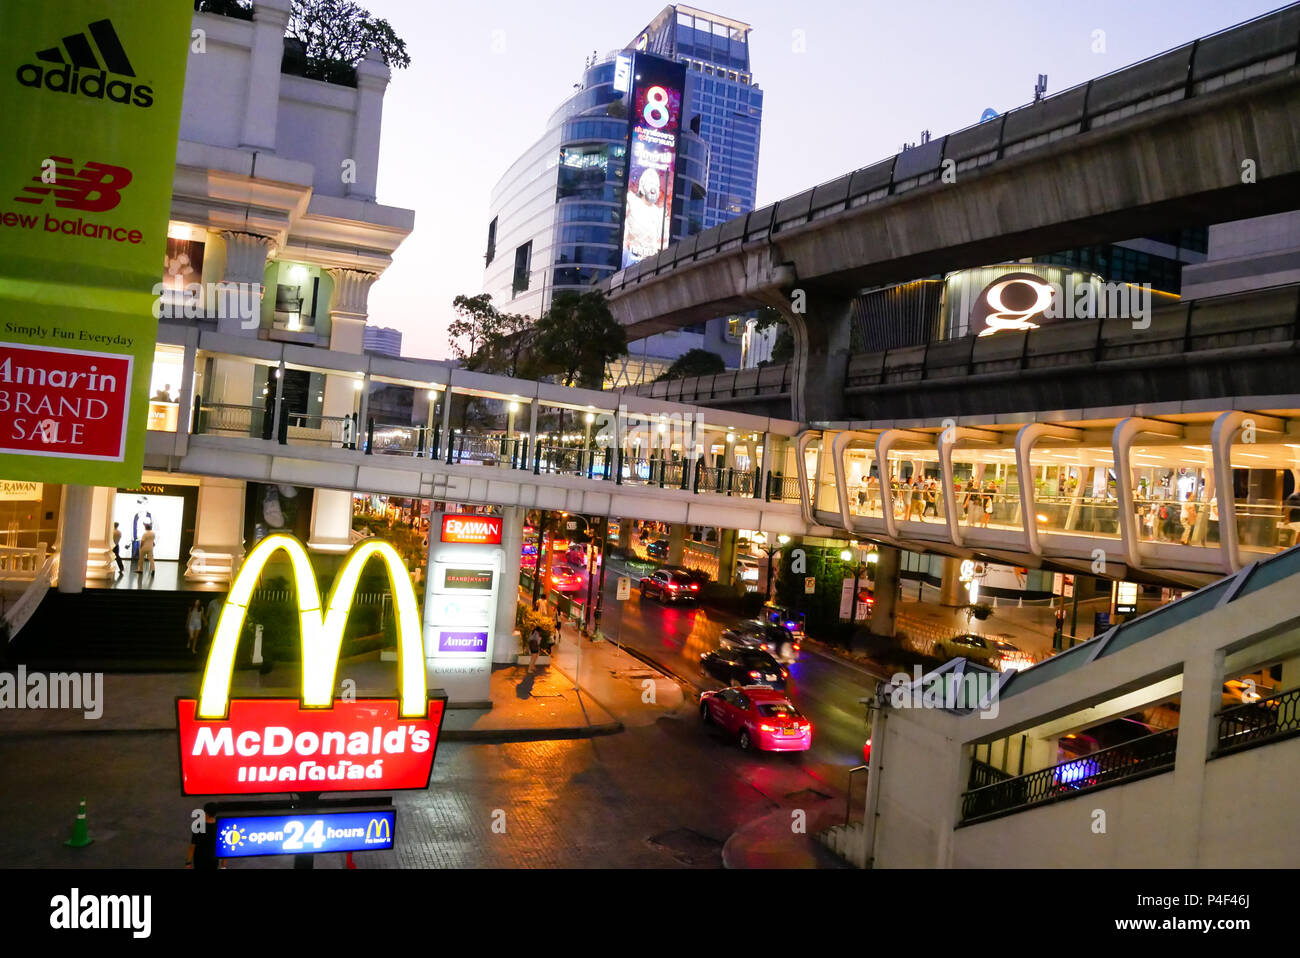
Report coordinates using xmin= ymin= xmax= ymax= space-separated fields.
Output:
xmin=960 ymin=727 xmax=1179 ymax=824
xmin=1216 ymin=686 xmax=1300 ymax=756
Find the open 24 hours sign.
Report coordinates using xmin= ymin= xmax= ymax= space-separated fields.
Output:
xmin=0 ymin=1 xmax=191 ymax=485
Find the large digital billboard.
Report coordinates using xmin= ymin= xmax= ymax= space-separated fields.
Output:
xmin=621 ymin=54 xmax=686 ymax=269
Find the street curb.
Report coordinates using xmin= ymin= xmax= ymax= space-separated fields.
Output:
xmin=800 ymin=642 xmax=891 ymax=682
xmin=440 ymin=721 xmax=624 ymax=743
xmin=609 ymin=642 xmax=702 ymax=697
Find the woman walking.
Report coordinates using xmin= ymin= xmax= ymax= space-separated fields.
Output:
xmin=186 ymin=600 xmax=204 ymax=654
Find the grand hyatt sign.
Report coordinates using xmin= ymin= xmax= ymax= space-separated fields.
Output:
xmin=177 ymin=534 xmax=445 ymax=796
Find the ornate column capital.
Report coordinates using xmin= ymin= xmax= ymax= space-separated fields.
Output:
xmin=219 ymin=231 xmax=277 ymax=285
xmin=326 ymin=268 xmax=379 ymax=320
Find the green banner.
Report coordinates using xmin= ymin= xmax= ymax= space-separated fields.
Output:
xmin=0 ymin=0 xmax=192 ymax=486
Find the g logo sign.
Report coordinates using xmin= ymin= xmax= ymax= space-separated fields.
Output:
xmin=971 ymin=272 xmax=1055 ymax=337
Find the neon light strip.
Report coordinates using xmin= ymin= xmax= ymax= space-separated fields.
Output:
xmin=197 ymin=534 xmax=427 ymax=719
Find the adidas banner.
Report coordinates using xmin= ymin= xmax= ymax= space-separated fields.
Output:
xmin=0 ymin=1 xmax=191 ymax=486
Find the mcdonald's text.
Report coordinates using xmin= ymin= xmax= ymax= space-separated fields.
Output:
xmin=177 ymin=697 xmax=445 ymax=796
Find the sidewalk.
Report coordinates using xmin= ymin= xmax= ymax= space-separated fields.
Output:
xmin=0 ymin=627 xmax=685 ymax=740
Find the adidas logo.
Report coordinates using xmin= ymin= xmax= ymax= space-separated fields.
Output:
xmin=15 ymin=18 xmax=153 ymax=108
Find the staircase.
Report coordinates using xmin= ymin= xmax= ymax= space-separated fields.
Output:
xmin=816 ymin=821 xmax=867 ymax=868
xmin=10 ymin=588 xmax=227 ymax=672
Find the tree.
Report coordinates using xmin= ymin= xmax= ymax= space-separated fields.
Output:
xmin=532 ymin=291 xmax=627 ymax=389
xmin=754 ymin=304 xmax=794 ymax=366
xmin=656 ymin=348 xmax=726 ymax=382
xmin=287 ymin=0 xmax=411 ymax=72
xmin=448 ymin=294 xmax=537 ymax=378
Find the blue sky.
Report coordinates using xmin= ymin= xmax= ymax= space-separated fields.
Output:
xmin=358 ymin=0 xmax=1285 ymax=361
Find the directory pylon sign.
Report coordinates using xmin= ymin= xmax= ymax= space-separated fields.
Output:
xmin=0 ymin=2 xmax=191 ymax=485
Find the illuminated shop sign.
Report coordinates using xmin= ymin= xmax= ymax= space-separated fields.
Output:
xmin=441 ymin=568 xmax=493 ymax=591
xmin=177 ymin=534 xmax=445 ymax=796
xmin=620 ymin=53 xmax=685 ymax=269
xmin=1116 ymin=580 xmax=1139 ymax=614
xmin=970 ymin=272 xmax=1055 ymax=337
xmin=440 ymin=514 xmax=502 ymax=544
xmin=436 ymin=630 xmax=489 ymax=654
xmin=215 ymin=809 xmax=396 ymax=858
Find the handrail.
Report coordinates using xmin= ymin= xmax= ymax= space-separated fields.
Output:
xmin=960 ymin=726 xmax=1179 ymax=823
xmin=846 ymin=764 xmax=869 ymax=826
xmin=4 ymin=553 xmax=56 ymax=640
xmin=1215 ymin=685 xmax=1300 ymax=755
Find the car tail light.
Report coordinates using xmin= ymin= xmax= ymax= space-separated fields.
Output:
xmin=792 ymin=643 xmax=801 ymax=652
xmin=550 ymin=576 xmax=560 ymax=583
xmin=668 ymin=583 xmax=678 ymax=590
xmin=759 ymin=724 xmax=777 ymax=732
xmin=690 ymin=584 xmax=698 ymax=591
xmin=748 ymin=670 xmax=761 ymax=678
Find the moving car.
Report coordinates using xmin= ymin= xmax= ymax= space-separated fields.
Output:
xmin=639 ymin=569 xmax=699 ymax=603
xmin=699 ymin=686 xmax=812 ymax=752
xmin=931 ymin=633 xmax=1004 ymax=666
xmin=988 ymin=637 xmax=1032 ymax=671
xmin=645 ymin=539 xmax=670 ymax=560
xmin=700 ymin=646 xmax=787 ymax=689
xmin=719 ymin=620 xmax=800 ymax=662
xmin=548 ymin=565 xmax=584 ymax=593
xmin=760 ymin=606 xmax=806 ymax=640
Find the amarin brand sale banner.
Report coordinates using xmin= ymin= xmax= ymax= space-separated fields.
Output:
xmin=0 ymin=1 xmax=192 ymax=485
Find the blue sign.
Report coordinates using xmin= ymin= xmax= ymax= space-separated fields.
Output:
xmin=979 ymin=107 xmax=999 ymax=124
xmin=214 ymin=809 xmax=396 ymax=858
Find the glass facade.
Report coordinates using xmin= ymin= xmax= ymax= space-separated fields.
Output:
xmin=634 ymin=5 xmax=763 ymax=229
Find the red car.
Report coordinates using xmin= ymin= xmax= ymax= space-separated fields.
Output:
xmin=548 ymin=564 xmax=584 ymax=593
xmin=699 ymin=685 xmax=813 ymax=752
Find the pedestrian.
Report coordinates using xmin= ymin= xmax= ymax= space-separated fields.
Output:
xmin=186 ymin=600 xmax=203 ymax=653
xmin=553 ymin=609 xmax=563 ymax=652
xmin=979 ymin=483 xmax=995 ymax=528
xmin=137 ymin=522 xmax=156 ymax=579
xmin=111 ymin=522 xmax=124 ymax=576
xmin=925 ymin=481 xmax=939 ymax=517
xmin=526 ymin=624 xmax=544 ymax=673
xmin=908 ymin=478 xmax=925 ymax=522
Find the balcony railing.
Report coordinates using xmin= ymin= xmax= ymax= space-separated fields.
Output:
xmin=1216 ymin=686 xmax=1300 ymax=756
xmin=960 ymin=727 xmax=1179 ymax=824
xmin=190 ymin=406 xmax=792 ymax=503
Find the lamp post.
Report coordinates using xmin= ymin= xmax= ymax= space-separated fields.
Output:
xmin=840 ymin=545 xmax=876 ymax=624
xmin=755 ymin=532 xmax=791 ymax=601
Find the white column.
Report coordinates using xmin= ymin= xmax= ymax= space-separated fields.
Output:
xmin=85 ymin=486 xmax=115 ymax=582
xmin=492 ymin=506 xmax=525 ymax=665
xmin=186 ymin=478 xmax=246 ymax=581
xmin=308 ymin=489 xmax=355 ymax=555
xmin=323 ymin=269 xmax=377 ymax=427
xmin=57 ymin=485 xmax=94 ymax=593
xmin=239 ymin=0 xmax=290 ymax=151
xmin=349 ymin=49 xmax=390 ymax=202
xmin=217 ymin=231 xmax=275 ymax=337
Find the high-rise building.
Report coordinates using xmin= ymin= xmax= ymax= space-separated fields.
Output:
xmin=631 ymin=5 xmax=763 ymax=230
xmin=363 ymin=324 xmax=403 ymax=358
xmin=483 ymin=6 xmax=762 ymax=385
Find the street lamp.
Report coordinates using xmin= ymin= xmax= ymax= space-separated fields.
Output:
xmin=755 ymin=532 xmax=791 ymax=601
xmin=841 ymin=545 xmax=870 ymax=625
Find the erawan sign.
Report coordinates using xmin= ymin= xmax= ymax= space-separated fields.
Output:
xmin=177 ymin=535 xmax=446 ymax=796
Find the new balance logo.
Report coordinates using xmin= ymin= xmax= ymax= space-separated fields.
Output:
xmin=15 ymin=158 xmax=133 ymax=213
xmin=16 ymin=19 xmax=154 ymax=108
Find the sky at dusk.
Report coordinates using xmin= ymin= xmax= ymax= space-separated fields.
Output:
xmin=358 ymin=0 xmax=1284 ymax=362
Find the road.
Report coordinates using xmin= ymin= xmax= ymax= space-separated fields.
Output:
xmin=588 ymin=555 xmax=879 ymax=793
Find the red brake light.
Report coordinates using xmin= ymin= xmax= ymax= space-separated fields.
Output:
xmin=759 ymin=724 xmax=777 ymax=732
xmin=668 ymin=583 xmax=678 ymax=590
xmin=748 ymin=670 xmax=761 ymax=678
xmin=690 ymin=584 xmax=698 ymax=590
xmin=792 ymin=643 xmax=801 ymax=651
